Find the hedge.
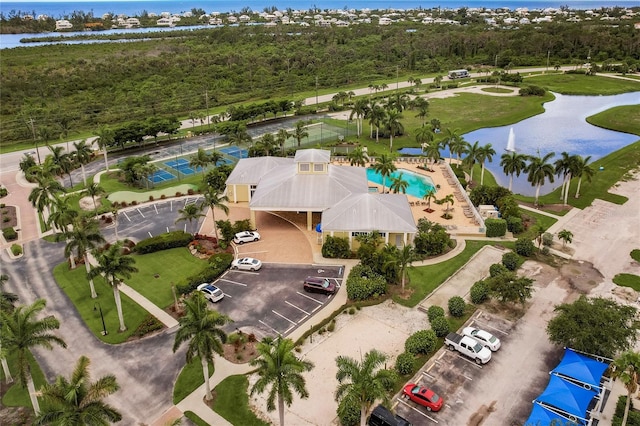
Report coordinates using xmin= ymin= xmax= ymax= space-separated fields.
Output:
xmin=395 ymin=352 xmax=415 ymax=375
xmin=134 ymin=231 xmax=193 ymax=254
xmin=515 ymin=237 xmax=535 ymax=257
xmin=470 ymin=280 xmax=489 ymax=304
xmin=448 ymin=296 xmax=466 ymax=317
xmin=345 ymin=274 xmax=387 ymax=301
xmin=427 ymin=305 xmax=445 ymax=323
xmin=506 ymin=216 xmax=524 ymax=234
xmin=321 ymin=236 xmax=351 ymax=259
xmin=2 ymin=227 xmax=17 ymax=241
xmin=405 ymin=330 xmax=437 ymax=355
xmin=485 ymin=218 xmax=507 ymax=238
xmin=177 ymin=252 xmax=234 ymax=295
xmin=502 ymin=252 xmax=520 ymax=271
xmin=430 ymin=316 xmax=450 ymax=337
xmin=489 ymin=263 xmax=508 ymax=277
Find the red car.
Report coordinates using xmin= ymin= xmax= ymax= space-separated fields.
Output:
xmin=402 ymin=384 xmax=443 ymax=412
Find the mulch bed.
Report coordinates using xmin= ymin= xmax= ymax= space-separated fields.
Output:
xmin=0 ymin=205 xmax=18 ymax=229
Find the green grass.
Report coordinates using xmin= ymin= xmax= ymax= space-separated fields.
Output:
xmin=212 ymin=375 xmax=270 ymax=426
xmin=481 ymin=87 xmax=515 ymax=94
xmin=587 ymin=105 xmax=640 ymax=136
xmin=52 ymin=262 xmax=155 ymax=344
xmin=184 ymin=411 xmax=210 ymax=426
xmin=97 ymin=170 xmax=203 ymax=195
xmin=173 ymin=358 xmax=215 ymax=404
xmin=518 ymin=209 xmax=558 ymax=241
xmin=613 ymin=274 xmax=640 ymax=291
xmin=631 ymin=250 xmax=640 ymax=263
xmin=526 ymin=74 xmax=640 ymax=95
xmin=1 ymin=350 xmax=47 ymax=409
xmin=126 ymin=248 xmax=210 ymax=309
xmin=397 ymin=241 xmax=513 ymax=308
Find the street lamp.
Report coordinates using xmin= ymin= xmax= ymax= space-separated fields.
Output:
xmin=94 ymin=302 xmax=108 ymax=336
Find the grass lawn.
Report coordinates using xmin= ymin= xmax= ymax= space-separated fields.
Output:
xmin=98 ymin=170 xmax=204 ymax=195
xmin=518 ymin=209 xmax=558 ymax=240
xmin=53 ymin=262 xmax=156 ymax=344
xmin=613 ymin=274 xmax=640 ymax=291
xmin=212 ymin=375 xmax=270 ymax=426
xmin=397 ymin=241 xmax=514 ymax=308
xmin=127 ymin=248 xmax=210 ymax=309
xmin=184 ymin=411 xmax=209 ymax=426
xmin=525 ymin=74 xmax=640 ymax=95
xmin=587 ymin=105 xmax=640 ymax=136
xmin=173 ymin=358 xmax=215 ymax=404
xmin=1 ymin=350 xmax=47 ymax=409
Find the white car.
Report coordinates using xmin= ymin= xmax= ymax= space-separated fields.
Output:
xmin=462 ymin=326 xmax=501 ymax=351
xmin=231 ymin=257 xmax=262 ymax=271
xmin=233 ymin=231 xmax=261 ymax=245
xmin=197 ymin=283 xmax=224 ymax=303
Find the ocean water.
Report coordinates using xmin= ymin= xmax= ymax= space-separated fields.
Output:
xmin=2 ymin=0 xmax=637 ymax=18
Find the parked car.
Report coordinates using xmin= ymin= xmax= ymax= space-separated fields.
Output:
xmin=402 ymin=384 xmax=444 ymax=412
xmin=231 ymin=257 xmax=262 ymax=271
xmin=303 ymin=277 xmax=337 ymax=295
xmin=368 ymin=404 xmax=412 ymax=426
xmin=462 ymin=326 xmax=501 ymax=351
xmin=197 ymin=283 xmax=224 ymax=303
xmin=444 ymin=332 xmax=492 ymax=364
xmin=233 ymin=231 xmax=261 ymax=244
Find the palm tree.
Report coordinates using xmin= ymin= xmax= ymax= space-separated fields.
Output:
xmin=367 ymin=103 xmax=386 ymax=143
xmin=463 ymin=141 xmax=482 ymax=183
xmin=276 ymin=128 xmax=291 ymax=155
xmin=250 ymin=337 xmax=314 ymax=426
xmin=35 ymin=355 xmax=121 ymax=425
xmin=96 ymin=126 xmax=115 ymax=171
xmin=203 ymin=187 xmax=229 ymax=238
xmin=89 ymin=242 xmax=138 ymax=332
xmin=64 ymin=217 xmax=105 ymax=299
xmin=449 ymin=136 xmax=469 ymax=165
xmin=189 ymin=148 xmax=212 ymax=179
xmin=442 ymin=128 xmax=460 ymax=164
xmin=423 ymin=188 xmax=437 ymax=210
xmin=558 ymin=229 xmax=573 ymax=247
xmin=0 ymin=274 xmax=17 ymax=384
xmin=500 ymin=152 xmax=528 ymax=192
xmin=372 ymin=154 xmax=397 ymax=194
xmin=1 ymin=299 xmax=67 ymax=414
xmin=384 ymin=244 xmax=416 ymax=292
xmin=293 ymin=120 xmax=309 ymax=147
xmin=572 ymin=155 xmax=594 ymax=198
xmin=384 ymin=109 xmax=404 ymax=150
xmin=172 ymin=292 xmax=231 ymax=401
xmin=438 ymin=194 xmax=455 ymax=214
xmin=29 ymin=174 xmax=64 ymax=228
xmin=423 ymin=140 xmax=443 ymax=165
xmin=389 ymin=173 xmax=408 ymax=194
xmin=413 ymin=97 xmax=429 ymax=126
xmin=176 ymin=203 xmax=205 ymax=235
xmin=48 ymin=145 xmax=74 ymax=187
xmin=335 ymin=349 xmax=396 ymax=426
xmin=47 ymin=195 xmax=78 ymax=235
xmin=476 ymin=143 xmax=496 ymax=186
xmin=611 ymin=351 xmax=640 ymax=426
xmin=349 ymin=98 xmax=369 ymax=138
xmin=256 ymin=133 xmax=277 ymax=157
xmin=554 ymin=152 xmax=573 ymax=205
xmin=347 ymin=146 xmax=369 ymax=167
xmin=526 ymin=152 xmax=555 ymax=206
xmin=85 ymin=183 xmax=106 ymax=215
xmin=37 ymin=126 xmax=55 ymax=165
xmin=414 ymin=125 xmax=434 ymax=155
xmin=73 ymin=140 xmax=93 ymax=186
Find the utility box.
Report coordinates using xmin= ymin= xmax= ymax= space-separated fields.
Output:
xmin=479 ymin=205 xmax=499 ymax=219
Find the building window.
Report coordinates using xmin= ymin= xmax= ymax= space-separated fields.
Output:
xmin=299 ymin=163 xmax=310 ymax=172
xmin=250 ymin=184 xmax=257 ymax=197
xmin=313 ymin=163 xmax=325 ymax=172
xmin=351 ymin=231 xmax=386 ymax=238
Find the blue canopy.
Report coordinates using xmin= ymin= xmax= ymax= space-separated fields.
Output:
xmin=551 ymin=348 xmax=609 ymax=389
xmin=535 ymin=375 xmax=596 ymax=420
xmin=315 ymin=223 xmax=322 ymax=233
xmin=525 ymin=403 xmax=580 ymax=426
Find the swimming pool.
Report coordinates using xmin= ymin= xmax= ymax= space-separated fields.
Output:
xmin=366 ymin=168 xmax=436 ymax=198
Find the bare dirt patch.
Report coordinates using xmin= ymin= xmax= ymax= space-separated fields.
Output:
xmin=222 ymin=340 xmax=259 ymax=364
xmin=79 ymin=196 xmax=99 ymax=211
xmin=0 ymin=205 xmax=18 ymax=229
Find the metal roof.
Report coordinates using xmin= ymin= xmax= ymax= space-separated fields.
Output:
xmin=225 ymin=156 xmax=292 ymax=185
xmin=294 ymin=148 xmax=331 ymax=163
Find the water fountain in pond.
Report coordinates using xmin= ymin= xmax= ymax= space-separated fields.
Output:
xmin=506 ymin=127 xmax=516 ymax=152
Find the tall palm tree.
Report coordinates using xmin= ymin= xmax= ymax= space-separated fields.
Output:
xmin=384 ymin=109 xmax=404 ymax=150
xmin=449 ymin=136 xmax=469 ymax=165
xmin=572 ymin=155 xmax=594 ymax=198
xmin=1 ymin=299 xmax=67 ymax=415
xmin=414 ymin=125 xmax=434 ymax=154
xmin=367 ymin=103 xmax=386 ymax=143
xmin=95 ymin=126 xmax=115 ymax=171
xmin=250 ymin=337 xmax=314 ymax=426
xmin=89 ymin=242 xmax=138 ymax=332
xmin=384 ymin=244 xmax=417 ymax=292
xmin=85 ymin=183 xmax=106 ymax=215
xmin=526 ymin=152 xmax=556 ymax=206
xmin=203 ymin=187 xmax=229 ymax=238
xmin=611 ymin=351 xmax=640 ymax=426
xmin=176 ymin=203 xmax=205 ymax=235
xmin=37 ymin=126 xmax=55 ymax=165
xmin=335 ymin=349 xmax=396 ymax=426
xmin=500 ymin=152 xmax=528 ymax=192
xmin=347 ymin=146 xmax=369 ymax=167
xmin=372 ymin=154 xmax=397 ymax=194
xmin=423 ymin=188 xmax=437 ymax=210
xmin=349 ymin=98 xmax=369 ymax=138
xmin=476 ymin=143 xmax=496 ymax=186
xmin=29 ymin=174 xmax=64 ymax=222
xmin=35 ymin=355 xmax=121 ymax=425
xmin=463 ymin=141 xmax=481 ymax=183
xmin=48 ymin=145 xmax=74 ymax=187
xmin=423 ymin=140 xmax=443 ymax=165
xmin=413 ymin=97 xmax=429 ymax=126
xmin=47 ymin=195 xmax=78 ymax=235
xmin=389 ymin=173 xmax=408 ymax=194
xmin=442 ymin=128 xmax=461 ymax=164
xmin=256 ymin=133 xmax=277 ymax=157
xmin=276 ymin=129 xmax=291 ymax=155
xmin=293 ymin=120 xmax=309 ymax=147
xmin=189 ymin=148 xmax=212 ymax=179
xmin=73 ymin=140 xmax=93 ymax=186
xmin=64 ymin=217 xmax=105 ymax=299
xmin=554 ymin=152 xmax=573 ymax=205
xmin=172 ymin=292 xmax=231 ymax=401
xmin=558 ymin=229 xmax=573 ymax=247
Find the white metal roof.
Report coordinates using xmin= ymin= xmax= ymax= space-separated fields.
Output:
xmin=225 ymin=156 xmax=292 ymax=185
xmin=294 ymin=148 xmax=331 ymax=163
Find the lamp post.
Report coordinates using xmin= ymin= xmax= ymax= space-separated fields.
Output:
xmin=94 ymin=302 xmax=108 ymax=336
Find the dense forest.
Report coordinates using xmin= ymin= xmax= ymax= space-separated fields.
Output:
xmin=1 ymin=19 xmax=639 ymax=145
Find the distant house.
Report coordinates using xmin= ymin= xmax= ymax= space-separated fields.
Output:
xmin=125 ymin=18 xmax=140 ymax=27
xmin=379 ymin=17 xmax=392 ymax=25
xmin=225 ymin=149 xmax=416 ymax=249
xmin=55 ymin=19 xmax=73 ymax=30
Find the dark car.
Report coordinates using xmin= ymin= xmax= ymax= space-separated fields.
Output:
xmin=368 ymin=405 xmax=412 ymax=426
xmin=303 ymin=277 xmax=337 ymax=295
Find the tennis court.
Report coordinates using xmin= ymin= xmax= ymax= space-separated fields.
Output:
xmin=164 ymin=160 xmax=202 ymax=176
xmin=216 ymin=158 xmax=234 ymax=166
xmin=148 ymin=169 xmax=176 ymax=183
xmin=219 ymin=146 xmax=248 ymax=159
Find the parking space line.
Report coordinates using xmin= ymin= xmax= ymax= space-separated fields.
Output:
xmin=259 ymin=319 xmax=281 ymax=335
xmin=272 ymin=310 xmax=297 ymax=325
xmin=422 ymin=371 xmax=435 ymax=380
xmin=223 ymin=294 xmax=232 ymax=298
xmin=170 ymin=200 xmax=173 ymax=211
xmin=284 ymin=325 xmax=295 ymax=335
xmin=217 ymin=278 xmax=247 ymax=287
xmin=148 ymin=232 xmax=153 ymax=238
xmin=463 ymin=374 xmax=473 ymax=381
xmin=297 ymin=315 xmax=309 ymax=324
xmin=312 ymin=305 xmax=322 ymax=313
xmin=166 ymin=227 xmax=170 ymax=233
xmin=426 ymin=363 xmax=436 ymax=373
xmin=137 ymin=208 xmax=145 ymax=218
xmin=296 ymin=291 xmax=324 ymax=304
xmin=285 ymin=301 xmax=311 ymax=316
xmin=469 ymin=319 xmax=510 ymax=336
xmin=122 ymin=211 xmax=131 ymax=222
xmin=454 ymin=353 xmax=483 ymax=369
xmin=396 ymin=399 xmax=439 ymax=423
xmin=154 ymin=205 xmax=159 ymax=214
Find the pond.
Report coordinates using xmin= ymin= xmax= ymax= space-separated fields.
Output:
xmin=455 ymin=92 xmax=640 ymax=196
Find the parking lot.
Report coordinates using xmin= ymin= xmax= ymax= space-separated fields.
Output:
xmin=210 ymin=263 xmax=344 ymax=339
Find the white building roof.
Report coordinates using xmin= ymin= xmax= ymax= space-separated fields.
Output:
xmin=294 ymin=148 xmax=330 ymax=163
xmin=225 ymin=156 xmax=291 ymax=185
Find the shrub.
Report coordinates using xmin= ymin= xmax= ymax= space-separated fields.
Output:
xmin=149 ymin=195 xmax=154 ymax=201
xmin=134 ymin=231 xmax=193 ymax=254
xmin=427 ymin=305 xmax=445 ymax=322
xmin=175 ymin=192 xmax=183 ymax=197
xmin=160 ymin=194 xmax=166 ymax=199
xmin=448 ymin=296 xmax=466 ymax=317
xmin=346 ymin=274 xmax=387 ymax=301
xmin=322 ymin=236 xmax=351 ymax=258
xmin=0 ymin=187 xmax=7 ymax=197
xmin=2 ymin=227 xmax=17 ymax=241
xmin=506 ymin=216 xmax=524 ymax=234
xmin=502 ymin=252 xmax=520 ymax=271
xmin=470 ymin=280 xmax=489 ymax=304
xmin=327 ymin=320 xmax=336 ymax=332
xmin=177 ymin=252 xmax=234 ymax=295
xmin=489 ymin=263 xmax=508 ymax=277
xmin=10 ymin=244 xmax=22 ymax=256
xmin=405 ymin=330 xmax=437 ymax=355
xmin=542 ymin=232 xmax=554 ymax=247
xmin=519 ymin=85 xmax=546 ymax=96
xmin=430 ymin=316 xmax=450 ymax=337
xmin=485 ymin=218 xmax=507 ymax=237
xmin=187 ymin=189 xmax=195 ymax=195
xmin=395 ymin=352 xmax=415 ymax=375
xmin=131 ymin=200 xmax=138 ymax=206
xmin=515 ymin=237 xmax=535 ymax=257
xmin=132 ymin=315 xmax=164 ymax=337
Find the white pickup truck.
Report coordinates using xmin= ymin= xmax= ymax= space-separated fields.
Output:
xmin=444 ymin=332 xmax=492 ymax=365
